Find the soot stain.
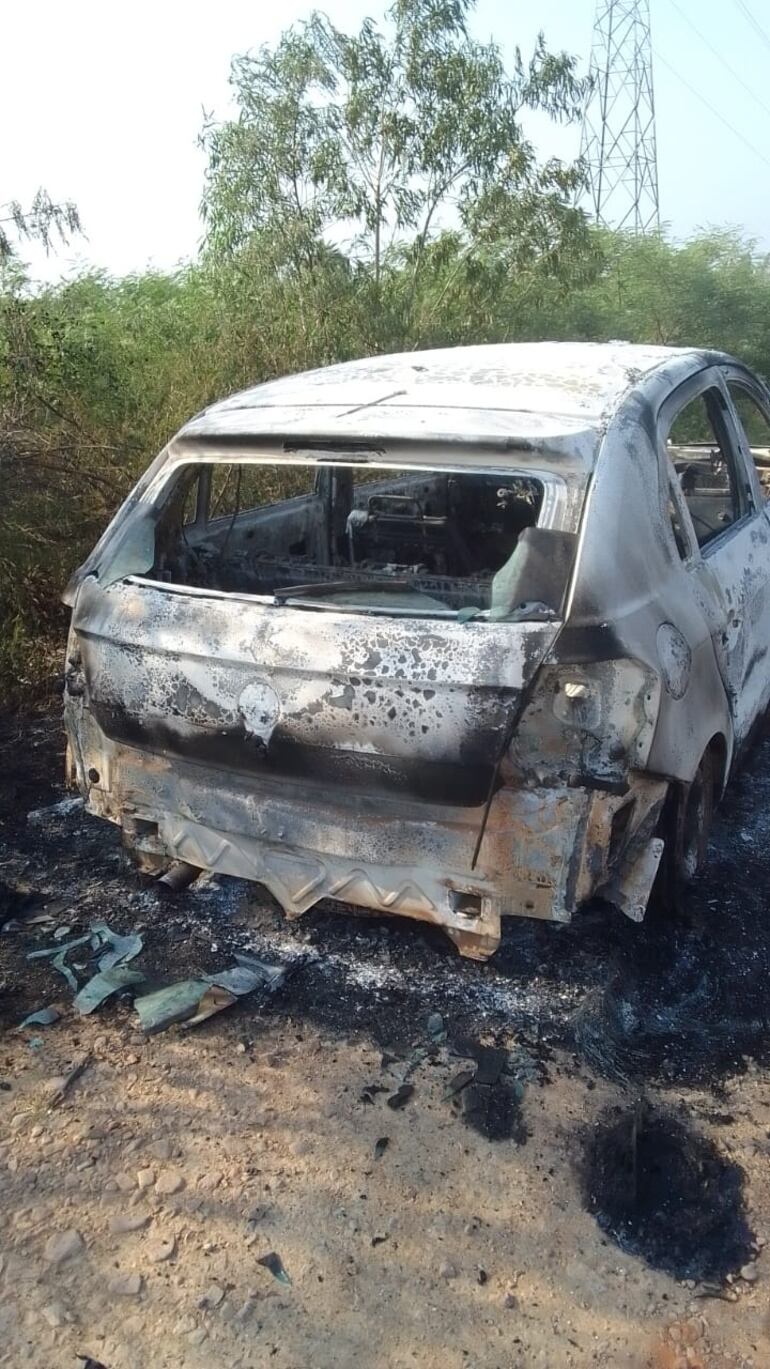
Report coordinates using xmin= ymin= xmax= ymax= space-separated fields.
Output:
xmin=582 ymin=1102 xmax=753 ymax=1282
xmin=460 ymin=1079 xmax=528 ymax=1143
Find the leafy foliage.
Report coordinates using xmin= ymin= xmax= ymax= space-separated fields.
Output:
xmin=201 ymin=0 xmax=588 ymax=308
xmin=0 ymin=189 xmax=81 ymax=261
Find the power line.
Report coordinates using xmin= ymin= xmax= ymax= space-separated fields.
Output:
xmin=654 ymin=48 xmax=770 ymax=173
xmin=671 ymin=0 xmax=770 ymax=120
xmin=733 ymin=0 xmax=770 ymax=56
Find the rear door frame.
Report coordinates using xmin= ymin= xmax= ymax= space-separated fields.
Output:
xmin=657 ymin=366 xmax=769 ymax=746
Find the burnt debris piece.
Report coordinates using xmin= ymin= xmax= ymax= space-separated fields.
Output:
xmin=134 ymin=955 xmax=286 ymax=1034
xmin=257 ymin=1251 xmax=291 ymax=1286
xmin=448 ymin=1038 xmax=531 ymax=1142
xmin=582 ymin=1100 xmax=754 ymax=1283
xmin=28 ymin=922 xmax=145 ymax=1003
xmin=386 ymin=1083 xmax=415 ymax=1110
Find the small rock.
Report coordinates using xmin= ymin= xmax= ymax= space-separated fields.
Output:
xmin=109 ymin=1213 xmax=150 ymax=1235
xmin=29 ymin=1125 xmax=43 ymax=1140
xmin=147 ymin=1236 xmax=176 ymax=1263
xmin=197 ymin=1172 xmax=222 ymax=1192
xmin=147 ymin=1138 xmax=173 ymax=1162
xmin=44 ymin=1229 xmax=85 ymax=1265
xmin=136 ymin=1168 xmax=155 ymax=1191
xmin=426 ymin=1012 xmax=445 ymax=1039
xmin=199 ymin=1283 xmax=225 ymax=1309
xmin=741 ymin=1263 xmax=758 ymax=1283
xmin=503 ymin=1289 xmax=518 ymax=1309
xmin=108 ymin=1273 xmax=143 ymax=1297
xmin=439 ymin=1261 xmax=458 ymax=1281
xmin=173 ymin=1316 xmax=197 ymax=1335
xmin=188 ymin=1328 xmax=208 ymax=1346
xmin=156 ymin=1170 xmax=185 ymax=1196
xmin=114 ymin=1172 xmax=136 ymax=1193
xmin=41 ymin=1302 xmax=68 ymax=1329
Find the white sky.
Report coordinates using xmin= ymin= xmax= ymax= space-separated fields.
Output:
xmin=3 ymin=0 xmax=770 ymax=283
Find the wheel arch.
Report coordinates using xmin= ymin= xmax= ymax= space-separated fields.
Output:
xmin=704 ymin=731 xmax=729 ymax=800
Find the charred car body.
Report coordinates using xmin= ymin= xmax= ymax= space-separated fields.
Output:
xmin=63 ymin=343 xmax=770 ymax=958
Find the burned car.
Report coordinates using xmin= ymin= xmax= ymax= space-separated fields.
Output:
xmin=63 ymin=343 xmax=770 ymax=958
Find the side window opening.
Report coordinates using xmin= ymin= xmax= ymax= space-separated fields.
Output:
xmin=667 ymin=389 xmax=746 ymax=550
xmin=209 ymin=464 xmax=315 ymax=518
xmin=727 ymin=382 xmax=770 ymax=501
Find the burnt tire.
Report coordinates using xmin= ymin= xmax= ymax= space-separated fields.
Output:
xmin=651 ymin=749 xmax=716 ymax=916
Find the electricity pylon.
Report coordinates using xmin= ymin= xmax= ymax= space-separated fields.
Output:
xmin=579 ymin=0 xmax=660 ymax=234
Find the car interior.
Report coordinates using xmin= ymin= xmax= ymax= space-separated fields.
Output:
xmin=148 ymin=460 xmax=548 ymax=616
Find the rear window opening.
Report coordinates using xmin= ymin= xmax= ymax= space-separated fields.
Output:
xmin=135 ymin=459 xmax=572 ymax=620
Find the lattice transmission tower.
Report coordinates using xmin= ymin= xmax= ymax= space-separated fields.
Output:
xmin=579 ymin=0 xmax=660 ymax=234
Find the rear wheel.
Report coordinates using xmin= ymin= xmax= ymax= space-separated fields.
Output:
xmin=652 ymin=749 xmax=716 ymax=914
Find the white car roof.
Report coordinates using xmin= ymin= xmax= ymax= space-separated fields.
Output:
xmin=174 ymin=341 xmax=715 ymax=468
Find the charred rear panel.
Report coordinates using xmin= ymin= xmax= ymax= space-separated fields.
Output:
xmin=71 ymin=577 xmax=558 ymax=807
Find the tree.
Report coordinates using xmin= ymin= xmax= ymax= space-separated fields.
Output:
xmin=200 ymin=0 xmax=589 ymax=309
xmin=0 ymin=188 xmax=81 ymax=261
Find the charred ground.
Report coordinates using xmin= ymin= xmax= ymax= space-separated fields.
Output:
xmin=2 ymin=704 xmax=770 ymax=1333
xmin=3 ymin=704 xmax=770 ymax=1086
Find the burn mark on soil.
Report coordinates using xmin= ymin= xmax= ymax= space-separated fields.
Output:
xmin=582 ymin=1102 xmax=753 ymax=1282
xmin=459 ymin=1078 xmax=528 ymax=1143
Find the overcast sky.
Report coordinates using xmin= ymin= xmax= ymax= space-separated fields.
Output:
xmin=3 ymin=0 xmax=770 ymax=283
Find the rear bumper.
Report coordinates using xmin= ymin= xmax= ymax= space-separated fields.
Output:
xmin=68 ymin=712 xmax=667 ymax=959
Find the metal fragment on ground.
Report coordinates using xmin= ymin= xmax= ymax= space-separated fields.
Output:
xmin=135 ymin=956 xmax=285 ymax=1033
xmin=90 ymin=922 xmax=143 ymax=971
xmin=27 ymin=923 xmax=145 ymax=998
xmin=257 ymin=1251 xmax=291 ymax=1285
xmin=18 ymin=1006 xmax=61 ymax=1029
xmin=74 ymin=966 xmax=146 ymax=1015
xmin=180 ymin=983 xmax=237 ymax=1028
xmin=134 ymin=980 xmax=211 ymax=1034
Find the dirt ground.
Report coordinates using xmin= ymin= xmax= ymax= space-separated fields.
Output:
xmin=2 ymin=711 xmax=770 ymax=1368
